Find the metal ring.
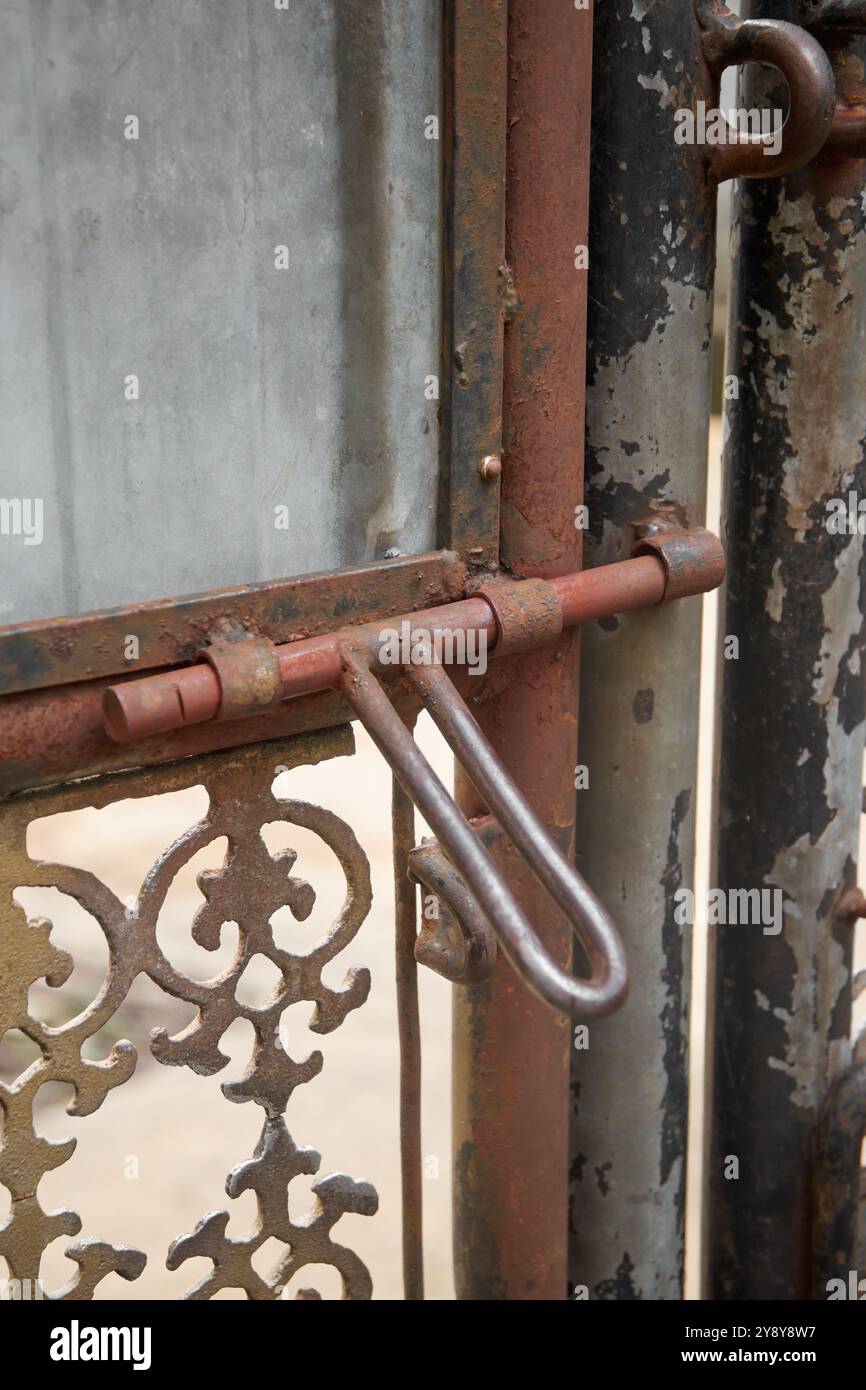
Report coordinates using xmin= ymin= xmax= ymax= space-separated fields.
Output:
xmin=700 ymin=13 xmax=836 ymax=182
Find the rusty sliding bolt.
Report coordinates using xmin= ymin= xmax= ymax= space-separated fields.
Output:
xmin=339 ymin=641 xmax=627 ymax=1021
xmin=95 ymin=528 xmax=723 ymax=1020
xmin=102 ymin=527 xmax=725 ymax=743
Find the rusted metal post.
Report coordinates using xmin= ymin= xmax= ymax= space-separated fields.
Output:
xmin=812 ymin=1050 xmax=866 ymax=1295
xmin=706 ymin=1 xmax=866 ymax=1300
xmin=569 ymin=0 xmax=717 ymax=1300
xmin=393 ymin=764 xmax=424 ymax=1301
xmin=439 ymin=0 xmax=506 ymax=570
xmin=449 ymin=0 xmax=592 ymax=1299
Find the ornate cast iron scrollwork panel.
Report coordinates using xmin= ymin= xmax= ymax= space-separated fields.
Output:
xmin=0 ymin=728 xmax=377 ymax=1300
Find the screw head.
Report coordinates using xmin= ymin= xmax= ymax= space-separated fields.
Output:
xmin=480 ymin=454 xmax=502 ymax=480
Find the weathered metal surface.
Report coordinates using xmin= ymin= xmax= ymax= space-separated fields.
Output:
xmin=551 ymin=556 xmax=666 ymax=620
xmin=0 ymin=1 xmax=442 ymax=624
xmin=200 ymin=621 xmax=283 ymax=722
xmin=439 ymin=0 xmax=507 ymax=568
xmin=0 ymin=677 xmax=361 ymax=799
xmin=339 ymin=644 xmax=627 ymax=1021
xmin=812 ymin=0 xmax=866 ymax=28
xmin=699 ymin=3 xmax=836 ymax=180
xmin=99 ymin=539 xmax=723 ymax=744
xmin=101 ymin=595 xmax=497 ymax=741
xmin=706 ymin=0 xmax=866 ymax=1300
xmin=0 ymin=729 xmax=378 ymax=1299
xmin=474 ymin=577 xmax=563 ymax=657
xmin=569 ymin=0 xmax=717 ymax=1302
xmin=0 ymin=550 xmax=468 ymax=698
xmin=811 ymin=0 xmax=866 ymax=151
xmin=409 ymin=833 xmax=497 ymax=985
xmin=811 ymin=894 xmax=866 ymax=1294
xmin=826 ymin=100 xmax=866 ymax=150
xmin=812 ymin=1057 xmax=866 ymax=1295
xmin=635 ymin=523 xmax=727 ymax=602
xmin=447 ymin=0 xmax=592 ymax=1301
xmin=392 ymin=764 xmax=424 ymax=1301
xmin=0 ymin=557 xmax=710 ymax=807
xmin=0 ymin=650 xmax=490 ymax=799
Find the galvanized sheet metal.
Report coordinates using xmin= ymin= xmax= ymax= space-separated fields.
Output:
xmin=0 ymin=1 xmax=441 ymax=624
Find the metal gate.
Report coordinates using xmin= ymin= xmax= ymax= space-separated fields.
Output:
xmin=0 ymin=0 xmax=864 ymax=1306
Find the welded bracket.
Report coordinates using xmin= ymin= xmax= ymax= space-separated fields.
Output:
xmin=409 ymin=828 xmax=498 ymax=985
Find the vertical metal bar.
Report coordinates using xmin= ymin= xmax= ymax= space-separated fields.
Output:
xmin=439 ymin=0 xmax=507 ymax=569
xmin=569 ymin=1 xmax=716 ymax=1299
xmin=707 ymin=1 xmax=866 ymax=1300
xmin=812 ymin=1053 xmax=866 ymax=1295
xmin=393 ymin=761 xmax=424 ymax=1301
xmin=450 ymin=0 xmax=592 ymax=1300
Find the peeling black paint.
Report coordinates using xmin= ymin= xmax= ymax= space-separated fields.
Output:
xmin=595 ymin=1252 xmax=640 ymax=1301
xmin=708 ymin=5 xmax=866 ymax=1300
xmin=583 ymin=0 xmax=715 ymax=555
xmin=586 ymin=471 xmax=673 ymax=543
xmin=834 ymin=624 xmax=866 ymax=736
xmin=584 ymin=6 xmax=714 ymax=385
xmin=660 ymin=788 xmax=691 ymax=1194
xmin=633 ymin=688 xmax=655 ymax=724
xmin=571 ymin=0 xmax=715 ymax=1302
xmin=595 ymin=1161 xmax=613 ymax=1197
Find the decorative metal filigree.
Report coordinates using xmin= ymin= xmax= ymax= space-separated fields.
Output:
xmin=0 ymin=729 xmax=377 ymax=1299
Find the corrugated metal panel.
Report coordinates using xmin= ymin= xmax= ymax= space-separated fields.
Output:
xmin=0 ymin=0 xmax=441 ymax=623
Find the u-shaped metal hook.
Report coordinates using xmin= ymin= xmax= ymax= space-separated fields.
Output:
xmin=338 ymin=640 xmax=628 ymax=1022
xmin=700 ymin=6 xmax=836 ymax=181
